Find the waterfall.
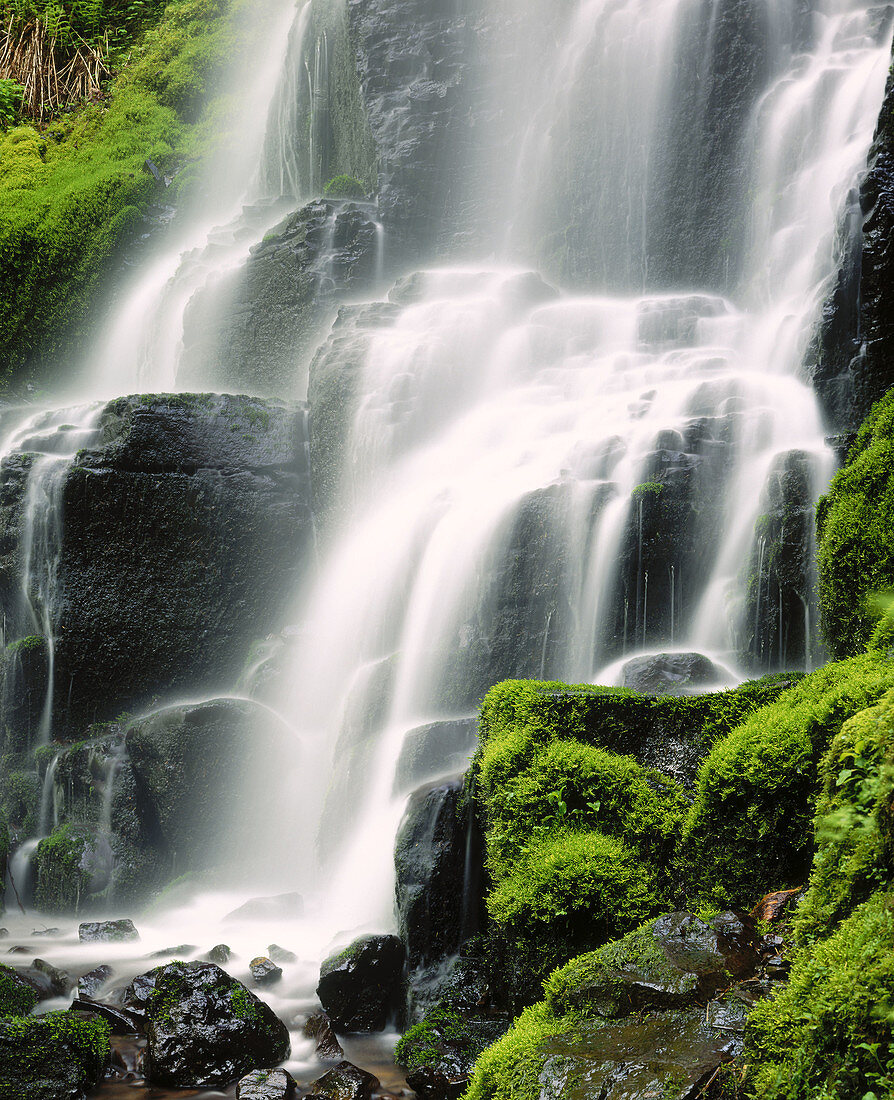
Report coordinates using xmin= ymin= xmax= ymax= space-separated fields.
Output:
xmin=0 ymin=0 xmax=891 ymax=1044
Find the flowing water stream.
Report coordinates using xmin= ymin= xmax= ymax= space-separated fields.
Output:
xmin=1 ymin=0 xmax=892 ymax=1086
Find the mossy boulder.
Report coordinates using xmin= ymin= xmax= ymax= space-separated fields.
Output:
xmin=133 ymin=961 xmax=290 ymax=1088
xmin=745 ymin=892 xmax=894 ymax=1099
xmin=0 ymin=1011 xmax=110 ymax=1100
xmin=0 ymin=963 xmax=38 ymax=1018
xmin=317 ymin=935 xmax=406 ymax=1033
xmin=394 ymin=1004 xmax=507 ymax=1100
xmin=678 ymin=653 xmax=894 ymax=906
xmin=34 ymin=824 xmax=112 ymax=915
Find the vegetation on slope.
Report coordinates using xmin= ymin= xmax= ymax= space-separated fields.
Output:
xmin=0 ymin=0 xmax=263 ymax=384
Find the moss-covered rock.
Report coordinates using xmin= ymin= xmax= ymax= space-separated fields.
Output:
xmin=0 ymin=1010 xmax=110 ymax=1100
xmin=817 ymin=389 xmax=894 ymax=657
xmin=33 ymin=824 xmax=110 ymax=914
xmin=746 ymin=892 xmax=894 ymax=1099
xmin=0 ymin=963 xmax=38 ymax=1018
xmin=678 ymin=653 xmax=894 ymax=906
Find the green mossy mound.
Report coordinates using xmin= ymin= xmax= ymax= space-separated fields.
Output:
xmin=0 ymin=0 xmax=266 ymax=384
xmin=0 ymin=1011 xmax=110 ymax=1100
xmin=817 ymin=389 xmax=894 ymax=657
xmin=0 ymin=964 xmax=38 ymax=1018
xmin=746 ymin=892 xmax=894 ymax=1099
xmin=678 ymin=653 xmax=894 ymax=906
xmin=34 ymin=823 xmax=100 ymax=913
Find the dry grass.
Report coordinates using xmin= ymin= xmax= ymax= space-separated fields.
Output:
xmin=0 ymin=14 xmax=108 ymax=121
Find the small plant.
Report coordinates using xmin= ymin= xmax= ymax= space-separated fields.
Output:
xmin=323 ymin=174 xmax=367 ymax=199
xmin=0 ymin=78 xmax=23 ymax=127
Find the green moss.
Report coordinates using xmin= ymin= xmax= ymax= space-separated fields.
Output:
xmin=487 ymin=828 xmax=660 ymax=997
xmin=0 ymin=1011 xmax=110 ymax=1099
xmin=5 ymin=635 xmax=45 ymax=655
xmin=631 ymin=481 xmax=664 ymax=500
xmin=465 ymin=1002 xmax=578 ymax=1100
xmin=677 ymin=653 xmax=894 ymax=906
xmin=746 ymin=892 xmax=894 ymax=1099
xmin=396 ymin=1005 xmax=474 ymax=1071
xmin=0 ymin=0 xmax=270 ymax=383
xmin=0 ymin=769 xmax=40 ymax=833
xmin=817 ymin=389 xmax=894 ymax=657
xmin=0 ymin=964 xmax=38 ymax=1018
xmin=793 ymin=690 xmax=894 ymax=943
xmin=323 ymin=173 xmax=367 ymax=199
xmin=34 ymin=824 xmax=94 ymax=913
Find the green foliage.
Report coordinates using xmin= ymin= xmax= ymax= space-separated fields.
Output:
xmin=0 ymin=964 xmax=38 ymax=1018
xmin=677 ymin=653 xmax=894 ymax=906
xmin=0 ymin=768 xmax=40 ymax=832
xmin=0 ymin=0 xmax=164 ymax=47
xmin=746 ymin=892 xmax=894 ymax=1099
xmin=6 ymin=635 xmax=46 ymax=655
xmin=817 ymin=389 xmax=894 ymax=657
xmin=323 ymin=173 xmax=366 ymax=199
xmin=0 ymin=81 xmax=24 ymax=129
xmin=0 ymin=0 xmax=255 ymax=382
xmin=794 ymin=690 xmax=894 ymax=943
xmin=465 ymin=1002 xmax=577 ymax=1100
xmin=631 ymin=481 xmax=663 ymax=500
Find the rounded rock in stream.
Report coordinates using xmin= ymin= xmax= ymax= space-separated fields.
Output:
xmin=620 ymin=652 xmax=722 ymax=695
xmin=78 ymin=919 xmax=139 ymax=943
xmin=311 ymin=1059 xmax=380 ymax=1100
xmin=237 ymin=1067 xmax=298 ymax=1099
xmin=137 ymin=961 xmax=290 ymax=1088
xmin=250 ymin=957 xmax=283 ymax=986
xmin=317 ymin=934 xmax=406 ymax=1032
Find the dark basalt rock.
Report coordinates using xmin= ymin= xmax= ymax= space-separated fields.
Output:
xmin=250 ymin=957 xmax=283 ymax=986
xmin=0 ymin=394 xmax=312 ymax=749
xmin=393 ymin=719 xmax=478 ymax=794
xmin=303 ymin=1012 xmax=344 ymax=1061
xmin=620 ymin=653 xmax=722 ymax=696
xmin=20 ymin=957 xmax=72 ymax=999
xmin=0 ymin=1010 xmax=111 ymax=1100
xmin=79 ymin=919 xmax=139 ymax=943
xmin=180 ymin=201 xmax=382 ymax=395
xmin=311 ymin=1060 xmax=380 ymax=1100
xmin=69 ymin=996 xmax=143 ymax=1036
xmin=78 ymin=965 xmax=113 ymax=999
xmin=653 ymin=911 xmax=761 ymax=989
xmin=397 ymin=1004 xmax=509 ymax=1100
xmin=208 ymin=944 xmax=232 ymax=964
xmin=237 ymin=1067 xmax=298 ymax=1099
xmin=140 ymin=961 xmax=290 ymax=1088
xmin=317 ymin=934 xmax=406 ymax=1032
xmin=537 ymin=1011 xmax=741 ymax=1100
xmin=395 ymin=778 xmax=483 ymax=970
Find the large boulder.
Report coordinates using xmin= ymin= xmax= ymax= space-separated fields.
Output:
xmin=317 ymin=934 xmax=406 ymax=1032
xmin=620 ymin=653 xmax=722 ymax=696
xmin=132 ymin=961 xmax=290 ymax=1088
xmin=0 ymin=393 xmax=312 ymax=745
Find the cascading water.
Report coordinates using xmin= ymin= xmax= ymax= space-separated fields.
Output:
xmin=0 ymin=0 xmax=892 ymax=1083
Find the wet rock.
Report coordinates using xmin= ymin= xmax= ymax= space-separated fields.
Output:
xmin=393 ymin=719 xmax=478 ymax=794
xmin=31 ymin=927 xmax=60 ymax=936
xmin=0 ymin=962 xmax=39 ymax=1015
xmin=397 ymin=1005 xmax=509 ymax=1100
xmin=268 ymin=944 xmax=297 ymax=964
xmin=0 ymin=1010 xmax=110 ymax=1100
xmin=0 ymin=394 xmax=313 ymax=742
xmin=7 ymin=945 xmax=33 ymax=954
xmin=21 ymin=957 xmax=71 ymax=998
xmin=35 ymin=824 xmax=115 ymax=913
xmin=395 ymin=779 xmax=478 ymax=971
xmin=78 ymin=965 xmax=114 ymax=999
xmin=317 ymin=934 xmax=406 ymax=1032
xmin=311 ymin=1059 xmax=379 ymax=1100
xmin=70 ymin=995 xmax=143 ymax=1035
xmin=141 ymin=961 xmax=290 ymax=1088
xmin=208 ymin=944 xmax=232 ymax=964
xmin=537 ymin=1010 xmax=741 ymax=1100
xmin=237 ymin=1067 xmax=298 ymax=1099
xmin=653 ymin=911 xmax=761 ymax=989
xmin=303 ymin=1012 xmax=344 ymax=1060
xmin=225 ymin=892 xmax=303 ymax=922
xmin=621 ymin=652 xmax=721 ymax=695
xmin=250 ymin=957 xmax=283 ymax=986
xmin=79 ymin=919 xmax=139 ymax=943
